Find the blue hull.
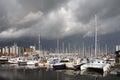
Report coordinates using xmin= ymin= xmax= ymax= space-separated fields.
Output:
xmin=53 ymin=64 xmax=66 ymax=70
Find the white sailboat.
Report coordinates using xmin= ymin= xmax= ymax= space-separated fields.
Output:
xmin=52 ymin=40 xmax=66 ymax=70
xmin=80 ymin=15 xmax=110 ymax=72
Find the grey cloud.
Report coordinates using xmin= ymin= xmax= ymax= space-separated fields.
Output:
xmin=72 ymin=0 xmax=120 ymax=23
xmin=68 ymin=0 xmax=120 ymax=37
xmin=0 ymin=0 xmax=120 ymax=40
xmin=18 ymin=0 xmax=68 ymax=13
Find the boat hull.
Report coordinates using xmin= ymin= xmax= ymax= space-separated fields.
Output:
xmin=53 ymin=63 xmax=66 ymax=70
xmin=18 ymin=61 xmax=27 ymax=65
xmin=0 ymin=60 xmax=8 ymax=64
xmin=0 ymin=57 xmax=8 ymax=64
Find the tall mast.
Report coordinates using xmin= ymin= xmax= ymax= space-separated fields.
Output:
xmin=68 ymin=43 xmax=70 ymax=53
xmin=39 ymin=34 xmax=41 ymax=54
xmin=57 ymin=39 xmax=59 ymax=53
xmin=94 ymin=15 xmax=97 ymax=57
xmin=105 ymin=44 xmax=108 ymax=54
xmin=83 ymin=42 xmax=85 ymax=58
xmin=62 ymin=42 xmax=64 ymax=53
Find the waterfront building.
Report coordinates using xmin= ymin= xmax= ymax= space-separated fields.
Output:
xmin=2 ymin=48 xmax=5 ymax=54
xmin=30 ymin=45 xmax=36 ymax=52
xmin=4 ymin=46 xmax=9 ymax=54
xmin=9 ymin=43 xmax=19 ymax=55
xmin=10 ymin=47 xmax=13 ymax=54
xmin=0 ymin=47 xmax=2 ymax=53
xmin=24 ymin=45 xmax=37 ymax=55
xmin=0 ymin=44 xmax=37 ymax=56
xmin=18 ymin=47 xmax=24 ymax=56
xmin=116 ymin=45 xmax=120 ymax=51
xmin=24 ymin=48 xmax=32 ymax=55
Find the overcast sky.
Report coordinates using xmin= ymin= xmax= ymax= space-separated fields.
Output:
xmin=0 ymin=0 xmax=120 ymax=52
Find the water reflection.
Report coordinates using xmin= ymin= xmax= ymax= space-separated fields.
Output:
xmin=0 ymin=64 xmax=119 ymax=80
xmin=80 ymin=69 xmax=109 ymax=77
xmin=0 ymin=64 xmax=55 ymax=80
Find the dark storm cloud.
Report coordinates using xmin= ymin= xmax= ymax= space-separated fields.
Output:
xmin=0 ymin=1 xmax=9 ymax=32
xmin=0 ymin=0 xmax=120 ymax=40
xmin=18 ymin=0 xmax=68 ymax=13
xmin=72 ymin=0 xmax=120 ymax=23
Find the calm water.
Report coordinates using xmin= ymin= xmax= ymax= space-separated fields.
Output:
xmin=0 ymin=64 xmax=120 ymax=80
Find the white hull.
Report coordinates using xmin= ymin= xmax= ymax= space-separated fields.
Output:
xmin=81 ymin=59 xmax=110 ymax=72
xmin=66 ymin=62 xmax=74 ymax=69
xmin=27 ymin=60 xmax=39 ymax=65
xmin=8 ymin=57 xmax=23 ymax=64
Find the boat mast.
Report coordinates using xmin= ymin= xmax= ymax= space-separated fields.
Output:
xmin=39 ymin=34 xmax=41 ymax=54
xmin=68 ymin=43 xmax=70 ymax=53
xmin=57 ymin=39 xmax=59 ymax=54
xmin=94 ymin=15 xmax=98 ymax=57
xmin=105 ymin=44 xmax=108 ymax=55
xmin=83 ymin=42 xmax=85 ymax=58
xmin=62 ymin=42 xmax=64 ymax=53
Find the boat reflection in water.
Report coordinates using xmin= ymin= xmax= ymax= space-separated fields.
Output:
xmin=80 ymin=69 xmax=109 ymax=77
xmin=0 ymin=64 xmax=56 ymax=80
xmin=0 ymin=64 xmax=119 ymax=80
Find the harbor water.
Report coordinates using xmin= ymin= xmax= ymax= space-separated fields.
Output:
xmin=0 ymin=64 xmax=120 ymax=80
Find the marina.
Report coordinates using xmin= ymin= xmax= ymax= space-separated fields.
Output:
xmin=0 ymin=0 xmax=120 ymax=80
xmin=0 ymin=52 xmax=119 ymax=80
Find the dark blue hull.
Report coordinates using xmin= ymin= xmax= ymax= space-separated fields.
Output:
xmin=53 ymin=64 xmax=66 ymax=70
xmin=0 ymin=60 xmax=8 ymax=64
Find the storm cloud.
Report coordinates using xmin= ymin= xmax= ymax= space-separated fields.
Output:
xmin=0 ymin=0 xmax=120 ymax=40
xmin=0 ymin=0 xmax=120 ymax=52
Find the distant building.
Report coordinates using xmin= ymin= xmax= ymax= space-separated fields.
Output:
xmin=18 ymin=47 xmax=24 ymax=56
xmin=30 ymin=45 xmax=36 ymax=52
xmin=10 ymin=43 xmax=19 ymax=55
xmin=0 ymin=44 xmax=37 ymax=56
xmin=4 ymin=46 xmax=9 ymax=54
xmin=0 ymin=47 xmax=2 ymax=53
xmin=10 ymin=47 xmax=13 ymax=54
xmin=116 ymin=45 xmax=120 ymax=51
xmin=9 ymin=43 xmax=24 ymax=56
xmin=2 ymin=48 xmax=5 ymax=54
xmin=23 ymin=45 xmax=38 ymax=55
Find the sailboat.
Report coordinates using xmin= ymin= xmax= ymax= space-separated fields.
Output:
xmin=52 ymin=40 xmax=66 ymax=70
xmin=80 ymin=15 xmax=110 ymax=72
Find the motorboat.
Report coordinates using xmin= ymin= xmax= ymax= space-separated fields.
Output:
xmin=52 ymin=58 xmax=66 ymax=70
xmin=8 ymin=57 xmax=22 ymax=64
xmin=0 ymin=56 xmax=8 ymax=64
xmin=53 ymin=62 xmax=66 ymax=70
xmin=59 ymin=58 xmax=74 ymax=69
xmin=27 ymin=60 xmax=39 ymax=65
